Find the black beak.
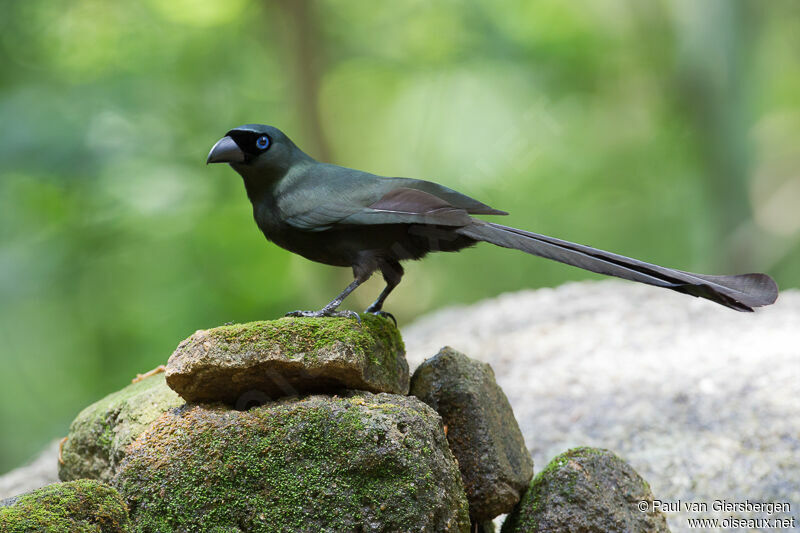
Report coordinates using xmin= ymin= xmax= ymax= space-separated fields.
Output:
xmin=207 ymin=136 xmax=245 ymax=164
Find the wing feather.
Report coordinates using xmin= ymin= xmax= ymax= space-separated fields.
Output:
xmin=283 ymin=184 xmax=477 ymax=231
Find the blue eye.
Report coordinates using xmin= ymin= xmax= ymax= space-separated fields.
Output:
xmin=256 ymin=135 xmax=270 ymax=150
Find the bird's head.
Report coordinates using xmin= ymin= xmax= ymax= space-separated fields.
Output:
xmin=207 ymin=124 xmax=312 ymax=184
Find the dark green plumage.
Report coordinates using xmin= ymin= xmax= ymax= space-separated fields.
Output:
xmin=207 ymin=124 xmax=778 ymax=319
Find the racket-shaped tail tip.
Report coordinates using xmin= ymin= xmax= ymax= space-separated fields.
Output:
xmin=743 ymin=273 xmax=779 ymax=307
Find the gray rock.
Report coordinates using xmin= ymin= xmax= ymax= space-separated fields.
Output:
xmin=403 ymin=281 xmax=800 ymax=532
xmin=59 ymin=373 xmax=183 ymax=483
xmin=0 ymin=440 xmax=59 ymax=501
xmin=410 ymin=347 xmax=533 ymax=521
xmin=165 ymin=315 xmax=409 ymax=404
xmin=502 ymin=447 xmax=670 ymax=532
xmin=0 ymin=479 xmax=130 ymax=532
xmin=114 ymin=392 xmax=469 ymax=532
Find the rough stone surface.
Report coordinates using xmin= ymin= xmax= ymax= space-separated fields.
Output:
xmin=59 ymin=373 xmax=183 ymax=483
xmin=502 ymin=447 xmax=669 ymax=533
xmin=166 ymin=315 xmax=409 ymax=404
xmin=0 ymin=440 xmax=59 ymax=500
xmin=410 ymin=347 xmax=533 ymax=521
xmin=0 ymin=479 xmax=130 ymax=532
xmin=403 ymin=281 xmax=800 ymax=532
xmin=113 ymin=392 xmax=469 ymax=533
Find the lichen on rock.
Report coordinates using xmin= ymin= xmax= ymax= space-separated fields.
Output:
xmin=59 ymin=373 xmax=184 ymax=483
xmin=0 ymin=479 xmax=131 ymax=533
xmin=501 ymin=447 xmax=670 ymax=532
xmin=113 ymin=392 xmax=469 ymax=532
xmin=165 ymin=314 xmax=409 ymax=404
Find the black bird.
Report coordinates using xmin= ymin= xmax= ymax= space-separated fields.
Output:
xmin=207 ymin=124 xmax=778 ymax=321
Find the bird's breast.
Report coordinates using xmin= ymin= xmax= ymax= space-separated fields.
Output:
xmin=249 ymin=202 xmax=349 ymax=267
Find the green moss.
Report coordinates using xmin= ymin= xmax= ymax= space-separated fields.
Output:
xmin=502 ymin=448 xmax=589 ymax=532
xmin=59 ymin=373 xmax=184 ymax=483
xmin=208 ymin=315 xmax=404 ymax=366
xmin=114 ymin=393 xmax=468 ymax=532
xmin=97 ymin=423 xmax=115 ymax=450
xmin=168 ymin=315 xmax=409 ymax=402
xmin=0 ymin=479 xmax=131 ymax=532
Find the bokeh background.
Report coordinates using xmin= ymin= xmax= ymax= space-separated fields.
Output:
xmin=1 ymin=0 xmax=798 ymax=474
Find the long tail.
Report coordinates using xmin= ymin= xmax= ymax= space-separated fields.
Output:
xmin=457 ymin=222 xmax=778 ymax=312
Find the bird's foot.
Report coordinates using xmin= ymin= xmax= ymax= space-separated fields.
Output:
xmin=285 ymin=308 xmax=361 ymax=324
xmin=366 ymin=309 xmax=397 ymax=326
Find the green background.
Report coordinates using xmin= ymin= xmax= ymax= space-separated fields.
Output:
xmin=1 ymin=0 xmax=798 ymax=473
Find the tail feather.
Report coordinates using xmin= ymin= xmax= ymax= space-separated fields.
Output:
xmin=457 ymin=222 xmax=778 ymax=312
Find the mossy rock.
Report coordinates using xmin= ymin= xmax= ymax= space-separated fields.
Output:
xmin=411 ymin=347 xmax=533 ymax=521
xmin=502 ymin=447 xmax=670 ymax=532
xmin=59 ymin=373 xmax=184 ymax=483
xmin=114 ymin=392 xmax=469 ymax=532
xmin=0 ymin=479 xmax=130 ymax=532
xmin=165 ymin=315 xmax=409 ymax=404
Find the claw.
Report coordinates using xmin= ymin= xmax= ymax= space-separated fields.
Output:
xmin=368 ymin=310 xmax=397 ymax=326
xmin=343 ymin=310 xmax=362 ymax=324
xmin=285 ymin=309 xmax=362 ymax=324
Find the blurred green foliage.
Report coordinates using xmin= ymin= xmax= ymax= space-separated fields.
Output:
xmin=1 ymin=0 xmax=799 ymax=473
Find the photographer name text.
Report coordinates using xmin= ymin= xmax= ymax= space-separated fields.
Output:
xmin=651 ymin=499 xmax=790 ymax=514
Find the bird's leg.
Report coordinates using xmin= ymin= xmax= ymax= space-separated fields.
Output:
xmin=365 ymin=261 xmax=403 ymax=325
xmin=365 ymin=285 xmax=398 ymax=326
xmin=286 ymin=273 xmax=369 ymax=322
